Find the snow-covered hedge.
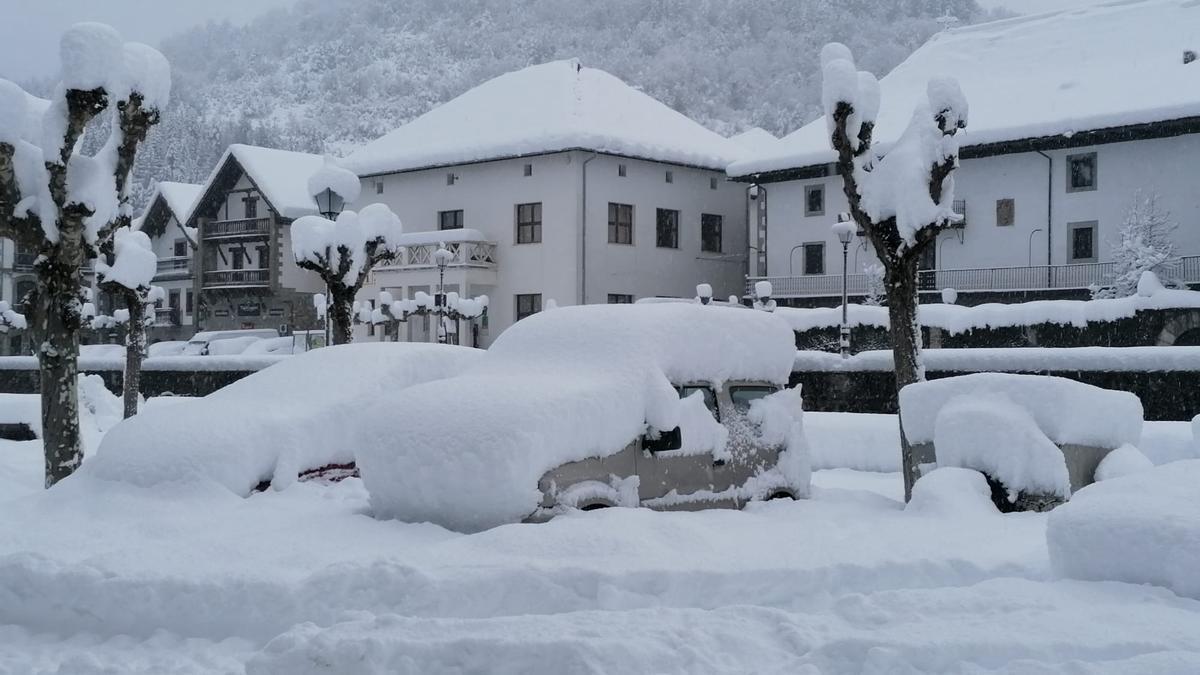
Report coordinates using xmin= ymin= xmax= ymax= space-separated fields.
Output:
xmin=354 ymin=303 xmax=803 ymax=532
xmin=84 ymin=343 xmax=482 ymax=495
xmin=795 ymin=346 xmax=1200 ymax=373
xmin=1047 ymin=460 xmax=1200 ymax=600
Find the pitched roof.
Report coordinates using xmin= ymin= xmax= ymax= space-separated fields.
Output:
xmin=195 ymin=144 xmax=327 ymax=220
xmin=345 ymin=59 xmax=740 ymax=176
xmin=729 ymin=0 xmax=1200 ymax=177
xmin=728 ymin=128 xmax=780 ymax=157
xmin=154 ymin=182 xmax=202 ymax=222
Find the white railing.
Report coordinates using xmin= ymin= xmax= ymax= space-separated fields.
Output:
xmin=377 ymin=240 xmax=497 ymax=271
xmin=748 ymin=255 xmax=1200 ymax=298
xmin=203 ymin=269 xmax=269 ymax=288
xmin=203 ymin=217 xmax=271 ymax=239
xmin=154 ymin=256 xmax=191 ymax=278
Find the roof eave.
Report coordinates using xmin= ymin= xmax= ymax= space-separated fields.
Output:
xmin=354 ymin=147 xmax=732 ymax=179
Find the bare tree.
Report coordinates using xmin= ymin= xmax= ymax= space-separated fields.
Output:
xmin=820 ymin=42 xmax=967 ymax=500
xmin=0 ymin=24 xmax=170 ymax=485
xmin=292 ymin=203 xmax=404 ymax=345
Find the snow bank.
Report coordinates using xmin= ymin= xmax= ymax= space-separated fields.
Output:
xmin=806 ymin=412 xmax=900 ymax=472
xmin=1094 ymin=444 xmax=1154 ymax=481
xmin=354 ymin=303 xmax=801 ymax=531
xmin=900 ymin=373 xmax=1143 ymax=449
xmin=933 ymin=394 xmax=1071 ymax=499
xmin=795 ymin=346 xmax=1200 ymax=373
xmin=907 ymin=467 xmax=997 ymax=516
xmin=1138 ymin=420 xmax=1199 ymax=465
xmin=0 ymin=375 xmax=121 ymax=450
xmin=1048 ymin=460 xmax=1200 ymax=600
xmin=83 ymin=343 xmax=482 ymax=495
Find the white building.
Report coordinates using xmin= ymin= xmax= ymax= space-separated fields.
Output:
xmin=185 ymin=145 xmax=326 ymax=334
xmin=729 ymin=0 xmax=1200 ymax=303
xmin=344 ymin=59 xmax=748 ymax=346
xmin=135 ymin=181 xmax=202 ymax=340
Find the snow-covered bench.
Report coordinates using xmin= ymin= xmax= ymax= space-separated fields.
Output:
xmin=899 ymin=373 xmax=1143 ymax=510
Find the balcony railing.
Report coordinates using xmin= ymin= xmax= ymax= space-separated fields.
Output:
xmin=203 ymin=269 xmax=270 ymax=288
xmin=748 ymin=255 xmax=1200 ymax=299
xmin=154 ymin=256 xmax=191 ymax=279
xmin=203 ymin=217 xmax=271 ymax=239
xmin=376 ymin=240 xmax=498 ymax=271
xmin=14 ymin=252 xmax=36 ymax=272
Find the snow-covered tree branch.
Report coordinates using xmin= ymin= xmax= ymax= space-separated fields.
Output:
xmin=0 ymin=22 xmax=169 ymax=486
xmin=95 ymin=226 xmax=162 ymax=418
xmin=1092 ymin=192 xmax=1184 ymax=299
xmin=821 ymin=41 xmax=967 ymax=501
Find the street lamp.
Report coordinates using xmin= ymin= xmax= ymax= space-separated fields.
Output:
xmin=310 ymin=187 xmax=349 ymax=347
xmin=696 ymin=283 xmax=713 ymax=305
xmin=832 ymin=212 xmax=856 ymax=360
xmin=432 ymin=246 xmax=454 ymax=344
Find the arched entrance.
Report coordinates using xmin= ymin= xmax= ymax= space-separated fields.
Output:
xmin=1156 ymin=311 xmax=1200 ymax=346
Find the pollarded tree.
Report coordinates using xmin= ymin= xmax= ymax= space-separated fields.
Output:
xmin=820 ymin=42 xmax=968 ymax=501
xmin=96 ymin=226 xmax=162 ymax=418
xmin=0 ymin=23 xmax=170 ymax=486
xmin=292 ymin=195 xmax=404 ymax=344
xmin=1092 ymin=191 xmax=1183 ymax=299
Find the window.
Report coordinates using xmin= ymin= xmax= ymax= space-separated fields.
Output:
xmin=173 ymin=239 xmax=187 ymax=257
xmin=665 ymin=170 xmax=674 ymax=184
xmin=710 ymin=176 xmax=719 ymax=190
xmin=168 ymin=289 xmax=180 ymax=311
xmin=1067 ymin=152 xmax=1097 ymax=192
xmin=523 ymin=163 xmax=533 ymax=177
xmin=1069 ymin=221 xmax=1098 ymax=262
xmin=257 ymin=245 xmax=270 ymax=269
xmin=996 ymin=198 xmax=1015 ymax=227
xmin=185 ymin=290 xmax=194 ymax=315
xmin=618 ymin=164 xmax=627 ymax=177
xmin=516 ymin=202 xmax=542 ymax=244
xmin=655 ymin=208 xmax=679 ymax=248
xmin=608 ymin=203 xmax=633 ymax=244
xmin=607 ymin=294 xmax=633 ymax=304
xmin=515 ymin=293 xmax=542 ymax=321
xmin=366 ymin=300 xmax=376 ymax=337
xmin=729 ymin=385 xmax=778 ymax=411
xmin=679 ymin=385 xmax=718 ymax=420
xmin=701 ymin=214 xmax=722 ymax=253
xmin=804 ymin=184 xmax=825 ymax=217
xmin=232 ymin=248 xmax=245 ymax=270
xmin=803 ymin=242 xmax=825 ymax=275
xmin=446 ymin=172 xmax=457 ymax=186
xmin=243 ymin=196 xmax=258 ymax=219
xmin=375 ymin=180 xmax=384 ymax=195
xmin=439 ymin=209 xmax=463 ymax=230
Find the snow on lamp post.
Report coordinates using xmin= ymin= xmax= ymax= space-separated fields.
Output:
xmin=307 ymin=157 xmax=357 ymax=347
xmin=832 ymin=213 xmax=856 ymax=359
xmin=696 ymin=283 xmax=713 ymax=305
xmin=753 ymin=280 xmax=775 ymax=312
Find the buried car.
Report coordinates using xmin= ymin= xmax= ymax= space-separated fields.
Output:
xmin=353 ymin=303 xmax=811 ymax=532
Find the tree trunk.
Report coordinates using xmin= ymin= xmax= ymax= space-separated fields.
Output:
xmin=37 ymin=260 xmax=84 ymax=488
xmin=122 ymin=291 xmax=145 ymax=418
xmin=885 ymin=253 xmax=925 ymax=501
xmin=329 ymin=287 xmax=354 ymax=345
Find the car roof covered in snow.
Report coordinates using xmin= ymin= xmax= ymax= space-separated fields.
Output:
xmin=730 ymin=0 xmax=1200 ymax=177
xmin=344 ymin=59 xmax=741 ymax=176
xmin=353 ymin=303 xmax=797 ymax=531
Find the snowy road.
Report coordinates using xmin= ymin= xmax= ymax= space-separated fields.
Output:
xmin=2 ymin=439 xmax=1199 ymax=673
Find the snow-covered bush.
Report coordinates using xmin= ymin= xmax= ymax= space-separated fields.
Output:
xmin=1047 ymin=459 xmax=1200 ymax=600
xmin=906 ymin=467 xmax=997 ymax=516
xmin=862 ymin=263 xmax=885 ymax=306
xmin=1093 ymin=444 xmax=1153 ymax=482
xmin=1092 ymin=192 xmax=1183 ymax=299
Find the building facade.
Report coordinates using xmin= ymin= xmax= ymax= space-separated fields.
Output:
xmin=137 ymin=181 xmax=202 ymax=341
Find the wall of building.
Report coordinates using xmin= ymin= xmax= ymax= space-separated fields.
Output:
xmin=753 ymin=133 xmax=1200 ymax=280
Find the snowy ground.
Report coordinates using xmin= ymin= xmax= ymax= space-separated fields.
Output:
xmin=2 ymin=418 xmax=1200 ymax=673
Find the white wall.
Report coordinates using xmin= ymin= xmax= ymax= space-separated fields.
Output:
xmin=755 ymin=133 xmax=1200 ymax=279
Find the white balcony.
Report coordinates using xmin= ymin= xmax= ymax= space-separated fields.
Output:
xmin=375 ymin=229 xmax=498 ymax=272
xmin=203 ymin=217 xmax=271 ymax=240
xmin=154 ymin=256 xmax=191 ymax=280
xmin=203 ymin=269 xmax=270 ymax=289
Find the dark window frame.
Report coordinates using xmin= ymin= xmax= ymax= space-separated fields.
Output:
xmin=608 ymin=202 xmax=633 ymax=245
xmin=516 ymin=202 xmax=542 ymax=244
xmin=515 ymin=293 xmax=542 ymax=321
xmin=1068 ymin=220 xmax=1098 ymax=262
xmin=173 ymin=239 xmax=187 ymax=257
xmin=655 ymin=208 xmax=679 ymax=249
xmin=701 ymin=213 xmax=723 ymax=253
xmin=1067 ymin=152 xmax=1098 ymax=193
xmin=231 ymin=248 xmax=245 ymax=270
xmin=243 ymin=196 xmax=258 ymax=219
xmin=438 ymin=209 xmax=464 ymax=231
xmin=607 ymin=293 xmax=634 ymax=304
xmin=802 ymin=242 xmax=825 ymax=275
xmin=804 ymin=184 xmax=825 ymax=217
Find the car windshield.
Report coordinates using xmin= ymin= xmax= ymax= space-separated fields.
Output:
xmin=728 ymin=385 xmax=777 ymax=411
xmin=679 ymin=385 xmax=719 ymax=420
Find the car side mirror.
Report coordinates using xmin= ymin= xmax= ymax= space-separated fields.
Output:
xmin=642 ymin=426 xmax=682 ymax=453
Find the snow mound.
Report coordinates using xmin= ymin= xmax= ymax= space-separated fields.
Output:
xmin=84 ymin=343 xmax=482 ymax=495
xmin=1094 ymin=444 xmax=1154 ymax=481
xmin=907 ymin=467 xmax=997 ymax=516
xmin=932 ymin=394 xmax=1071 ymax=500
xmin=900 ymin=373 xmax=1143 ymax=449
xmin=354 ymin=303 xmax=801 ymax=532
xmin=807 ymin=412 xmax=900 ymax=472
xmin=1047 ymin=459 xmax=1200 ymax=600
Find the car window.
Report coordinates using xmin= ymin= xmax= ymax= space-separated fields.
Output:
xmin=679 ymin=385 xmax=719 ymax=420
xmin=728 ymin=385 xmax=777 ymax=411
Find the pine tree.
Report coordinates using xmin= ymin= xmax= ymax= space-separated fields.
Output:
xmin=1092 ymin=192 xmax=1183 ymax=299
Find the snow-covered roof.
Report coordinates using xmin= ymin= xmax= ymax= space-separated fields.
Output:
xmin=730 ymin=0 xmax=1200 ymax=177
xmin=197 ymin=144 xmax=326 ymax=220
xmin=728 ymin=127 xmax=780 ymax=157
xmin=345 ymin=59 xmax=741 ymax=176
xmin=151 ymin=181 xmax=202 ymax=223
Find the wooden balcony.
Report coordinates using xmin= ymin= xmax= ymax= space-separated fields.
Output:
xmin=203 ymin=217 xmax=271 ymax=240
xmin=203 ymin=269 xmax=270 ymax=289
xmin=154 ymin=256 xmax=191 ymax=280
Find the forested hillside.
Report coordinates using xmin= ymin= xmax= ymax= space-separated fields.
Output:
xmin=121 ymin=0 xmax=998 ymax=207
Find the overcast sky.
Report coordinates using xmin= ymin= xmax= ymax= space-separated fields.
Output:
xmin=2 ymin=0 xmax=1107 ymax=84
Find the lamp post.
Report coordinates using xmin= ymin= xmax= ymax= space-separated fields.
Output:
xmin=312 ymin=187 xmax=347 ymax=347
xmin=1028 ymin=228 xmax=1044 ymax=267
xmin=832 ymin=213 xmax=855 ymax=359
xmin=432 ymin=246 xmax=454 ymax=344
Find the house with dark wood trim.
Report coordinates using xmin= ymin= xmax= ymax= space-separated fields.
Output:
xmin=728 ymin=0 xmax=1200 ymax=305
xmin=133 ymin=181 xmax=202 ymax=341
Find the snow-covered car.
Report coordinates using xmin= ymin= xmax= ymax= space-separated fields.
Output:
xmin=354 ymin=303 xmax=811 ymax=532
xmin=182 ymin=329 xmax=281 ymax=356
xmin=85 ymin=343 xmax=483 ymax=495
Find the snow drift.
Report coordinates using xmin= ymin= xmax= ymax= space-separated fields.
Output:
xmin=84 ymin=343 xmax=482 ymax=495
xmin=354 ymin=303 xmax=802 ymax=532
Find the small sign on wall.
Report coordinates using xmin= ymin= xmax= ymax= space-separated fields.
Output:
xmin=237 ymin=302 xmax=262 ymax=317
xmin=214 ymin=309 xmax=230 ymax=318
xmin=268 ymin=308 xmax=285 ymax=317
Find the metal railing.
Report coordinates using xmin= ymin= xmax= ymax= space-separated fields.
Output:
xmin=377 ymin=240 xmax=498 ymax=271
xmin=748 ymin=255 xmax=1200 ymax=298
xmin=203 ymin=217 xmax=271 ymax=239
xmin=14 ymin=252 xmax=35 ymax=272
xmin=154 ymin=256 xmax=191 ymax=278
xmin=203 ymin=269 xmax=269 ymax=288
